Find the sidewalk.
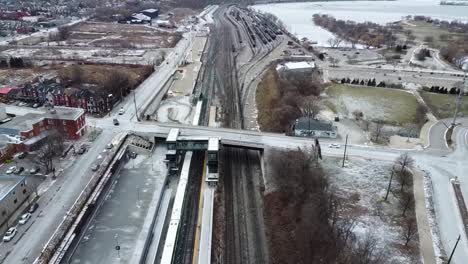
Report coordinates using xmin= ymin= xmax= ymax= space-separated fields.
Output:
xmin=413 ymin=169 xmax=437 ymax=264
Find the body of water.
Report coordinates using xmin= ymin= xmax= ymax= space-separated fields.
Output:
xmin=253 ymin=0 xmax=468 ymax=46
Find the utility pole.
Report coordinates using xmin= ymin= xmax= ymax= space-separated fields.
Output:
xmin=448 ymin=235 xmax=461 ymax=264
xmin=385 ymin=164 xmax=396 ymax=201
xmin=342 ymin=134 xmax=348 ymax=168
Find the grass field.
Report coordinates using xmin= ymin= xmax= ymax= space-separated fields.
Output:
xmin=402 ymin=20 xmax=467 ymax=49
xmin=326 ymin=84 xmax=419 ymax=125
xmin=420 ymin=91 xmax=468 ymax=119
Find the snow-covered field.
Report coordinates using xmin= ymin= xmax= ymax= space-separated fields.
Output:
xmin=324 ymin=157 xmax=421 ymax=263
xmin=156 ymin=96 xmax=194 ymax=124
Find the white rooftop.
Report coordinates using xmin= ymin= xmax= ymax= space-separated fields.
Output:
xmin=208 ymin=137 xmax=219 ymax=151
xmin=284 ymin=61 xmax=315 ymax=70
xmin=166 ymin=128 xmax=179 ymax=142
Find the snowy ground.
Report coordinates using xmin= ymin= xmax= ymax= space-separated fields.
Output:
xmin=156 ymin=96 xmax=194 ymax=124
xmin=323 ymin=157 xmax=421 ymax=263
xmin=0 ymin=47 xmax=165 ymax=65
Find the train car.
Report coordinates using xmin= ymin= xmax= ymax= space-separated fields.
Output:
xmin=160 ymin=152 xmax=193 ymax=264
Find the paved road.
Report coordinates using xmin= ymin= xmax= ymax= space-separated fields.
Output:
xmin=0 ymin=130 xmax=115 ymax=264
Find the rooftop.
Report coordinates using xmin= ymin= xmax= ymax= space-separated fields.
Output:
xmin=0 ymin=113 xmax=43 ymax=132
xmin=0 ymin=176 xmax=25 ymax=202
xmin=284 ymin=61 xmax=316 ymax=70
xmin=0 ymin=107 xmax=84 ymax=133
xmin=208 ymin=137 xmax=219 ymax=151
xmin=44 ymin=106 xmax=85 ymax=120
xmin=142 ymin=8 xmax=159 ymax=13
xmin=295 ymin=117 xmax=335 ymax=132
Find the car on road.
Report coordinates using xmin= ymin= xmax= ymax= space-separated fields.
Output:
xmin=17 ymin=152 xmax=28 ymax=159
xmin=6 ymin=166 xmax=16 ymax=174
xmin=28 ymin=203 xmax=39 ymax=214
xmin=14 ymin=167 xmax=24 ymax=174
xmin=18 ymin=213 xmax=31 ymax=225
xmin=91 ymin=164 xmax=100 ymax=171
xmin=118 ymin=107 xmax=125 ymax=115
xmin=329 ymin=143 xmax=341 ymax=149
xmin=3 ymin=227 xmax=17 ymax=242
xmin=29 ymin=166 xmax=40 ymax=174
xmin=113 ymin=118 xmax=119 ymax=126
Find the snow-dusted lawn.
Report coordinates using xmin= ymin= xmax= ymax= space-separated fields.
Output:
xmin=324 ymin=157 xmax=421 ymax=263
xmin=326 ymin=84 xmax=419 ymax=125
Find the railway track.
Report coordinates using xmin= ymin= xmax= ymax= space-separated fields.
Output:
xmin=201 ymin=5 xmax=270 ymax=264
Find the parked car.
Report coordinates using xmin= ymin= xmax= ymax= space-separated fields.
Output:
xmin=130 ymin=152 xmax=137 ymax=159
xmin=6 ymin=166 xmax=16 ymax=174
xmin=18 ymin=213 xmax=31 ymax=225
xmin=91 ymin=164 xmax=100 ymax=171
xmin=118 ymin=107 xmax=125 ymax=115
xmin=29 ymin=166 xmax=40 ymax=174
xmin=3 ymin=227 xmax=17 ymax=242
xmin=76 ymin=145 xmax=86 ymax=155
xmin=28 ymin=203 xmax=39 ymax=214
xmin=106 ymin=143 xmax=113 ymax=149
xmin=328 ymin=143 xmax=341 ymax=149
xmin=32 ymin=103 xmax=41 ymax=108
xmin=113 ymin=119 xmax=119 ymax=126
xmin=14 ymin=167 xmax=24 ymax=174
xmin=17 ymin=152 xmax=27 ymax=159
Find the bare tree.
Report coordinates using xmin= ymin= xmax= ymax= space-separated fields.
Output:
xmin=354 ymin=231 xmax=386 ymax=264
xmin=371 ymin=120 xmax=385 ymax=143
xmin=395 ymin=153 xmax=414 ymax=190
xmin=327 ymin=37 xmax=343 ymax=48
xmin=402 ymin=217 xmax=417 ymax=247
xmin=37 ymin=132 xmax=65 ymax=173
xmin=301 ymin=96 xmax=321 ymax=119
xmin=70 ymin=64 xmax=83 ymax=85
xmin=399 ymin=189 xmax=414 ymax=217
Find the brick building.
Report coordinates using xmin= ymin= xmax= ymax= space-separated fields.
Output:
xmin=0 ymin=106 xmax=86 ymax=151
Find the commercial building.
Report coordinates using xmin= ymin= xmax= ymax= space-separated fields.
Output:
xmin=293 ymin=117 xmax=337 ymax=138
xmin=0 ymin=106 xmax=86 ymax=151
xmin=0 ymin=176 xmax=32 ymax=227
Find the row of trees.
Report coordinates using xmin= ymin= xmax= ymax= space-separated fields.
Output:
xmin=265 ymin=148 xmax=387 ymax=263
xmin=387 ymin=153 xmax=418 ymax=247
xmin=340 ymin=77 xmax=389 ymax=88
xmin=313 ymin=14 xmax=398 ymax=48
xmin=426 ymin=85 xmax=463 ymax=95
